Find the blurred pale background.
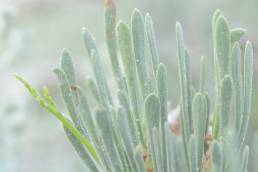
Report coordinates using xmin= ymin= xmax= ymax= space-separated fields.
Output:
xmin=0 ymin=0 xmax=257 ymax=172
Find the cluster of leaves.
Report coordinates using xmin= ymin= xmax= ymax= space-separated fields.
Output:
xmin=17 ymin=0 xmax=253 ymax=172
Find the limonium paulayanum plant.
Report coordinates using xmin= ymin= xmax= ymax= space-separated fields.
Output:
xmin=16 ymin=0 xmax=254 ymax=171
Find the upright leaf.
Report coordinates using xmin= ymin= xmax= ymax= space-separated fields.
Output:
xmin=188 ymin=135 xmax=198 ymax=172
xmin=241 ymin=146 xmax=249 ymax=172
xmin=90 ymin=50 xmax=113 ymax=110
xmin=214 ymin=15 xmax=231 ymax=80
xmin=104 ymin=0 xmax=126 ymax=92
xmin=145 ymin=13 xmax=160 ymax=73
xmin=192 ymin=93 xmax=209 ymax=171
xmin=212 ymin=141 xmax=223 ymax=172
xmin=176 ymin=22 xmax=192 ymax=168
xmin=239 ymin=41 xmax=253 ymax=145
xmin=53 ymin=68 xmax=85 ymax=133
xmin=132 ymin=9 xmax=152 ymax=97
xmin=116 ymin=108 xmax=138 ymax=171
xmin=117 ymin=90 xmax=139 ymax=145
xmin=145 ymin=93 xmax=160 ymax=134
xmin=152 ymin=127 xmax=163 ymax=172
xmin=156 ymin=63 xmax=168 ymax=171
xmin=230 ymin=43 xmax=243 ymax=129
xmin=144 ymin=93 xmax=161 ymax=171
xmin=219 ymin=75 xmax=232 ymax=133
xmin=86 ymin=77 xmax=101 ymax=103
xmin=95 ymin=107 xmax=122 ymax=171
xmin=117 ymin=21 xmax=144 ymax=144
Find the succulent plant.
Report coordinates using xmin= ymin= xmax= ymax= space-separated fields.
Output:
xmin=16 ymin=0 xmax=253 ymax=172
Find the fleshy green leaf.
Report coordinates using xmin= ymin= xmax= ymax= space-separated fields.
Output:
xmin=144 ymin=93 xmax=160 ymax=131
xmin=156 ymin=63 xmax=168 ymax=125
xmin=152 ymin=127 xmax=163 ymax=172
xmin=219 ymin=75 xmax=232 ymax=133
xmin=145 ymin=13 xmax=160 ymax=73
xmin=156 ymin=63 xmax=168 ymax=170
xmin=215 ymin=15 xmax=231 ymax=79
xmin=192 ymin=92 xmax=208 ymax=171
xmin=117 ymin=107 xmax=138 ymax=171
xmin=117 ymin=20 xmax=144 ymax=144
xmin=241 ymin=146 xmax=249 ymax=172
xmin=104 ymin=1 xmax=126 ymax=92
xmin=239 ymin=41 xmax=253 ymax=146
xmin=90 ymin=50 xmax=113 ymax=109
xmin=188 ymin=135 xmax=198 ymax=172
xmin=117 ymin=90 xmax=139 ymax=145
xmin=132 ymin=8 xmax=152 ymax=98
xmin=86 ymin=76 xmax=101 ymax=103
xmin=230 ymin=42 xmax=243 ymax=129
xmin=95 ymin=107 xmax=122 ymax=171
xmin=144 ymin=93 xmax=161 ymax=171
xmin=81 ymin=28 xmax=98 ymax=57
xmin=212 ymin=9 xmax=222 ymax=86
xmin=176 ymin=22 xmax=192 ymax=168
xmin=212 ymin=140 xmax=223 ymax=172
xmin=230 ymin=28 xmax=246 ymax=44
xmin=53 ymin=68 xmax=84 ymax=132
xmin=60 ymin=48 xmax=76 ymax=85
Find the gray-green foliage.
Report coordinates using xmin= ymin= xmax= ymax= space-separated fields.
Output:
xmin=17 ymin=1 xmax=253 ymax=172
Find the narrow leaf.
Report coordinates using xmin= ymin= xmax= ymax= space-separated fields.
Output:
xmin=241 ymin=146 xmax=249 ymax=172
xmin=192 ymin=92 xmax=208 ymax=171
xmin=176 ymin=22 xmax=192 ymax=168
xmin=152 ymin=127 xmax=163 ymax=172
xmin=117 ymin=108 xmax=138 ymax=172
xmin=145 ymin=93 xmax=160 ymax=130
xmin=145 ymin=13 xmax=160 ymax=73
xmin=219 ymin=75 xmax=232 ymax=133
xmin=86 ymin=77 xmax=101 ymax=103
xmin=132 ymin=8 xmax=152 ymax=97
xmin=144 ymin=93 xmax=160 ymax=171
xmin=60 ymin=49 xmax=76 ymax=85
xmin=53 ymin=68 xmax=85 ymax=132
xmin=239 ymin=41 xmax=253 ymax=145
xmin=104 ymin=1 xmax=126 ymax=92
xmin=156 ymin=63 xmax=168 ymax=170
xmin=90 ymin=50 xmax=113 ymax=109
xmin=117 ymin=21 xmax=144 ymax=144
xmin=215 ymin=15 xmax=231 ymax=79
xmin=64 ymin=127 xmax=102 ymax=172
xmin=188 ymin=135 xmax=198 ymax=172
xmin=81 ymin=28 xmax=98 ymax=57
xmin=230 ymin=43 xmax=243 ymax=129
xmin=95 ymin=107 xmax=122 ymax=171
xmin=117 ymin=90 xmax=139 ymax=145
xmin=212 ymin=141 xmax=223 ymax=172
